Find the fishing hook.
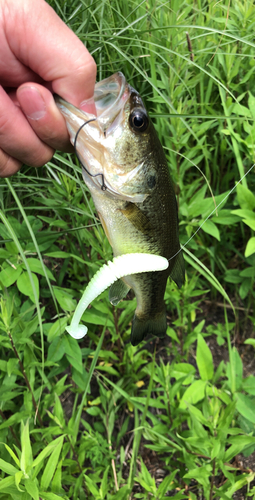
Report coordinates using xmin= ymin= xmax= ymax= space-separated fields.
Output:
xmin=74 ymin=118 xmax=107 ymax=191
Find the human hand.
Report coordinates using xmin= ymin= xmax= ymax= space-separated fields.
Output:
xmin=0 ymin=0 xmax=96 ymax=177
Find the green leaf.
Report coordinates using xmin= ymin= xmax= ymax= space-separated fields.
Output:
xmin=240 ymin=276 xmax=251 ymax=299
xmin=108 ymin=485 xmax=131 ymax=500
xmin=166 ymin=326 xmax=180 ymax=343
xmin=45 ymin=251 xmax=71 ymax=258
xmin=40 ymin=437 xmax=64 ymax=491
xmin=224 ymin=435 xmax=255 ymax=462
xmin=24 ymin=258 xmax=55 ymax=281
xmin=196 ymin=334 xmax=214 ymax=381
xmin=171 ymin=363 xmax=196 ymax=385
xmin=210 ymin=439 xmax=222 ymax=460
xmin=15 ymin=470 xmax=24 ymax=492
xmin=48 ymin=318 xmax=68 ymax=342
xmin=240 ymin=267 xmax=255 ymax=278
xmin=184 ymin=465 xmax=211 ymax=491
xmin=211 ymin=210 xmax=239 ymax=225
xmin=20 ymin=420 xmax=33 ymax=474
xmin=226 ymin=347 xmax=243 ymax=391
xmin=201 ymin=219 xmax=220 ymax=240
xmin=4 ymin=444 xmax=20 ymax=468
xmin=0 ymin=411 xmax=29 ymax=430
xmin=53 ymin=394 xmax=65 ymax=427
xmin=47 ymin=337 xmax=65 ymax=363
xmin=243 ymin=219 xmax=255 ymax=231
xmin=0 ymin=248 xmax=12 ymax=258
xmin=236 ymin=184 xmax=255 ymax=211
xmin=72 ymin=365 xmax=89 ymax=391
xmin=236 ymin=393 xmax=255 ymax=424
xmin=231 ymin=208 xmax=255 ymax=219
xmin=86 ymin=406 xmax=101 ymax=416
xmin=187 ymin=185 xmax=207 ymax=217
xmin=82 ymin=309 xmax=114 ymax=327
xmin=7 ymin=358 xmax=18 ymax=377
xmin=242 ymin=376 xmax=255 ymax=396
xmin=25 ymin=478 xmax=39 ymax=500
xmin=231 ymin=103 xmax=252 ymax=117
xmin=244 ymin=338 xmax=255 ymax=348
xmin=157 ymin=470 xmax=178 ymax=496
xmin=248 ymin=91 xmax=255 ymax=118
xmin=0 ymin=459 xmax=19 ymax=475
xmin=33 ymin=436 xmax=64 ymax=468
xmin=17 ymin=271 xmax=39 ymax=303
xmin=179 ymin=380 xmax=207 ymax=409
xmin=84 ymin=474 xmax=100 ymax=496
xmin=51 ymin=460 xmax=62 ymax=494
xmin=20 ymin=314 xmax=39 ymax=339
xmin=53 ymin=287 xmax=76 ymax=312
xmin=0 ymin=265 xmax=22 ymax=287
xmin=63 ymin=335 xmax=83 ymax=373
xmin=187 ymin=403 xmax=212 ymax=428
xmin=0 ymin=475 xmax=16 ymax=491
xmin=100 ymin=466 xmax=110 ymax=498
xmin=39 ymin=492 xmax=64 ymax=499
xmin=245 ymin=237 xmax=255 ymax=258
xmin=96 ymin=365 xmax=120 ymax=376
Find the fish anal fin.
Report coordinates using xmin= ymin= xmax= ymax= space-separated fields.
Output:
xmin=109 ymin=278 xmax=130 ymax=306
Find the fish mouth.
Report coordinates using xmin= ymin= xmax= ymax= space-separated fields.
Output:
xmin=55 ymin=72 xmax=130 ymax=137
xmin=94 ymin=72 xmax=130 ymax=129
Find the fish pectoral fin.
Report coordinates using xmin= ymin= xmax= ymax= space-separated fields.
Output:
xmin=109 ymin=278 xmax=131 ymax=306
xmin=169 ymin=250 xmax=185 ymax=289
xmin=120 ymin=202 xmax=152 ymax=234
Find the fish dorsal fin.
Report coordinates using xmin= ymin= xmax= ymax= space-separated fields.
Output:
xmin=169 ymin=251 xmax=185 ymax=289
xmin=109 ymin=278 xmax=131 ymax=306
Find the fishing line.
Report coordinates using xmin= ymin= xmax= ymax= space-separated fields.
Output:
xmin=74 ymin=118 xmax=107 ymax=191
xmin=169 ymin=163 xmax=255 ymax=262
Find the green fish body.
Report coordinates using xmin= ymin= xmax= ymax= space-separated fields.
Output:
xmin=56 ymin=72 xmax=185 ymax=345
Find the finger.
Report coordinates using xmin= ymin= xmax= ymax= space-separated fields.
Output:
xmin=0 ymin=86 xmax=54 ymax=170
xmin=0 ymin=148 xmax=21 ymax=178
xmin=4 ymin=0 xmax=97 ymax=107
xmin=17 ymin=83 xmax=73 ymax=152
xmin=0 ymin=3 xmax=42 ymax=88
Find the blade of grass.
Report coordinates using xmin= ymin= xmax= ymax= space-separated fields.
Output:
xmin=72 ymin=327 xmax=105 ymax=442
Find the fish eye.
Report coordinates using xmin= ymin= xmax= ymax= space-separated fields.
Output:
xmin=129 ymin=110 xmax=149 ymax=133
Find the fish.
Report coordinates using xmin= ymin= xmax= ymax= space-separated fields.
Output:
xmin=55 ymin=72 xmax=185 ymax=346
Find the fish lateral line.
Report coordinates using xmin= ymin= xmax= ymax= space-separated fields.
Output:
xmin=168 ymin=162 xmax=255 ymax=263
xmin=74 ymin=117 xmax=107 ymax=191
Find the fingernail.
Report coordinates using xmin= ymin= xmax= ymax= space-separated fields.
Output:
xmin=80 ymin=97 xmax=97 ymax=116
xmin=18 ymin=86 xmax=46 ymax=120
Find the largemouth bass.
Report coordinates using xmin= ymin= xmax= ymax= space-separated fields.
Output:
xmin=55 ymin=72 xmax=185 ymax=346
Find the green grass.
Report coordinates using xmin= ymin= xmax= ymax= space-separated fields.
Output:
xmin=0 ymin=0 xmax=255 ymax=498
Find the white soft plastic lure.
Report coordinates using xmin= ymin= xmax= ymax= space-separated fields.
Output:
xmin=66 ymin=253 xmax=168 ymax=339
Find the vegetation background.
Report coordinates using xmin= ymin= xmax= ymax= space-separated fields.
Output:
xmin=0 ymin=0 xmax=255 ymax=498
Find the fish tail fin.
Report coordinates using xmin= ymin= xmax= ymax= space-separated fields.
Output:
xmin=130 ymin=310 xmax=167 ymax=346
